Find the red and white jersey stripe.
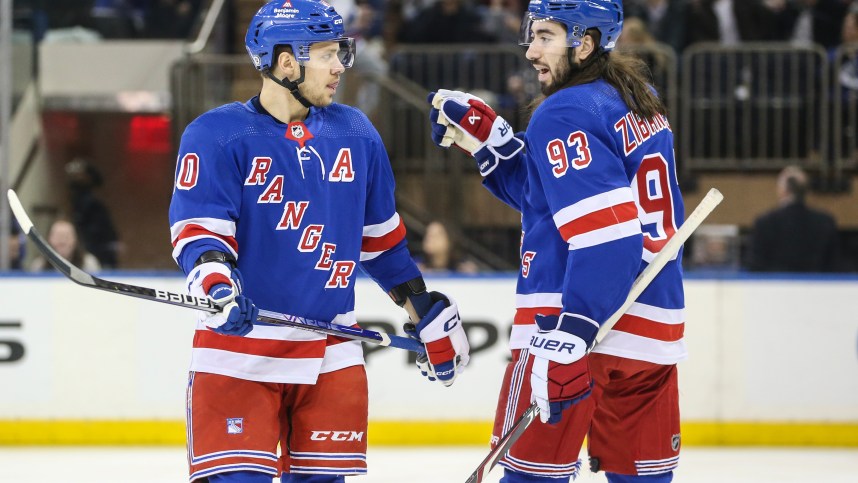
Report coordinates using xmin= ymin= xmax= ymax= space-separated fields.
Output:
xmin=170 ymin=217 xmax=238 ymax=262
xmin=499 ymin=455 xmax=582 ymax=479
xmin=510 ymin=292 xmax=562 ymax=349
xmin=552 ymin=187 xmax=640 ymax=249
xmin=635 ymin=455 xmax=680 ymax=475
xmin=287 ymin=450 xmax=367 ymax=476
xmin=360 ymin=213 xmax=406 ymax=261
xmin=189 ymin=312 xmax=364 ymax=384
xmin=592 ymin=302 xmax=687 ymax=364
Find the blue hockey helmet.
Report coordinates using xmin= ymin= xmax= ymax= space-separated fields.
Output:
xmin=519 ymin=0 xmax=623 ymax=51
xmin=245 ymin=0 xmax=355 ymax=71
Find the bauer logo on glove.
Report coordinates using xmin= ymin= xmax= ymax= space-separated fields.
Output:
xmin=529 ymin=313 xmax=595 ymax=424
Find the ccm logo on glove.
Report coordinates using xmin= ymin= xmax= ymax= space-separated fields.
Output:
xmin=443 ymin=315 xmax=459 ymax=331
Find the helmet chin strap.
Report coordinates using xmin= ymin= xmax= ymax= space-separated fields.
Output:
xmin=265 ymin=65 xmax=313 ymax=108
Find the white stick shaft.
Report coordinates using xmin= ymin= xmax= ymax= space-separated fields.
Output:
xmin=595 ymin=188 xmax=723 ymax=344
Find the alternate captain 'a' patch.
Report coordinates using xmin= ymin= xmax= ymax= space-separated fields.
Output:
xmin=285 ymin=121 xmax=314 ymax=148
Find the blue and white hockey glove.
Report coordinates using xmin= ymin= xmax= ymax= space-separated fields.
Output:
xmin=428 ymin=89 xmax=524 ymax=176
xmin=186 ymin=261 xmax=258 ymax=337
xmin=405 ymin=292 xmax=470 ymax=387
xmin=529 ymin=313 xmax=596 ymax=424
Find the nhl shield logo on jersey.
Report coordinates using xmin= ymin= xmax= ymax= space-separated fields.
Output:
xmin=291 ymin=124 xmax=304 ymax=138
xmin=285 ymin=121 xmax=314 ymax=148
xmin=226 ymin=418 xmax=244 ymax=434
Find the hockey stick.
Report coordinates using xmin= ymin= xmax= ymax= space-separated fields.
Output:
xmin=465 ymin=188 xmax=724 ymax=483
xmin=6 ymin=189 xmax=425 ymax=354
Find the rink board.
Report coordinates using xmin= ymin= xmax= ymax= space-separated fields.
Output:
xmin=1 ymin=274 xmax=857 ymax=445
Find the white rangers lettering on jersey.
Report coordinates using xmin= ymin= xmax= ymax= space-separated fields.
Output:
xmin=299 ymin=225 xmax=324 ymax=252
xmin=258 ymin=175 xmax=285 ymax=203
xmin=326 ymin=261 xmax=356 ymax=288
xmin=245 ymin=157 xmax=273 ymax=185
xmin=328 ymin=148 xmax=355 ymax=182
xmin=171 ymin=101 xmax=415 ymax=387
xmin=315 ymin=243 xmax=336 ymax=270
xmin=277 ymin=201 xmax=310 ymax=230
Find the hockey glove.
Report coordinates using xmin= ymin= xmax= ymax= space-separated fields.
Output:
xmin=404 ymin=292 xmax=470 ymax=387
xmin=186 ymin=261 xmax=258 ymax=337
xmin=529 ymin=313 xmax=597 ymax=424
xmin=428 ymin=89 xmax=524 ymax=176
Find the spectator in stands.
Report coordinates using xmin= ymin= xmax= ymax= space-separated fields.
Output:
xmin=65 ymin=158 xmax=121 ymax=269
xmin=830 ymin=3 xmax=858 ymax=169
xmin=89 ymin=0 xmax=146 ymax=39
xmin=398 ymin=0 xmax=496 ymax=43
xmin=616 ymin=16 xmax=672 ymax=72
xmin=625 ymin=0 xmax=688 ymax=53
xmin=497 ymin=71 xmax=536 ymax=130
xmin=685 ymin=0 xmax=778 ymax=45
xmin=482 ymin=0 xmax=523 ymax=44
xmin=4 ymin=223 xmax=25 ymax=271
xmin=749 ymin=166 xmax=840 ymax=272
xmin=29 ymin=218 xmax=101 ymax=273
xmin=416 ymin=220 xmax=480 ymax=273
xmin=768 ymin=0 xmax=847 ymax=49
xmin=144 ymin=0 xmax=202 ymax=39
xmin=838 ymin=2 xmax=858 ymax=89
xmin=337 ymin=0 xmax=389 ymax=116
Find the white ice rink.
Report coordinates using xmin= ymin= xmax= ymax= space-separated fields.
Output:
xmin=0 ymin=446 xmax=855 ymax=482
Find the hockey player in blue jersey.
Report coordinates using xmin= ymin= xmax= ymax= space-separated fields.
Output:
xmin=428 ymin=1 xmax=686 ymax=482
xmin=169 ymin=1 xmax=470 ymax=481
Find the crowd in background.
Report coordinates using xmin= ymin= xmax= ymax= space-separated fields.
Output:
xmin=11 ymin=0 xmax=204 ymax=41
xmin=5 ymin=0 xmax=858 ymax=273
xmin=10 ymin=1 xmax=858 ymax=50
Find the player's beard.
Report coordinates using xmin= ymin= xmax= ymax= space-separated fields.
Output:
xmin=297 ymin=75 xmax=339 ymax=108
xmin=541 ymin=52 xmax=581 ymax=97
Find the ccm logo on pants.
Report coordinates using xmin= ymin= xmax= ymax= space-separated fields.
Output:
xmin=310 ymin=431 xmax=364 ymax=442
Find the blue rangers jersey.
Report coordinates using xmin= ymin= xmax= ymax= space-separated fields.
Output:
xmin=169 ymin=97 xmax=421 ymax=383
xmin=484 ymin=79 xmax=687 ymax=364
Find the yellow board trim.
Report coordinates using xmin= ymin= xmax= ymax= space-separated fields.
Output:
xmin=1 ymin=420 xmax=857 ymax=446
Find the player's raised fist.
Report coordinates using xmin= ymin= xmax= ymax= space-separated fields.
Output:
xmin=427 ymin=89 xmax=524 ymax=176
